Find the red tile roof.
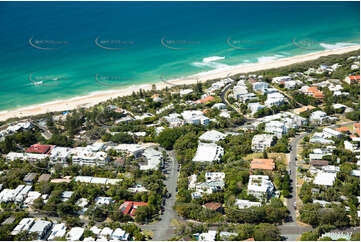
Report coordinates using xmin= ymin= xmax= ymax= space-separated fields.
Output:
xmin=195 ymin=96 xmax=215 ymax=104
xmin=26 ymin=144 xmax=53 ymax=154
xmin=119 ymin=201 xmax=148 ymax=217
xmin=250 ymin=159 xmax=275 ymax=170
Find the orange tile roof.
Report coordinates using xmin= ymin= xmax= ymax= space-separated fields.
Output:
xmin=293 ymin=105 xmax=315 ymax=114
xmin=354 ymin=123 xmax=360 ymax=128
xmin=203 ymin=202 xmax=222 ymax=211
xmin=250 ymin=158 xmax=275 ymax=170
xmin=151 ymin=94 xmax=160 ymax=99
xmin=195 ymin=96 xmax=215 ymax=104
xmin=336 ymin=127 xmax=350 ymax=132
xmin=313 ymin=92 xmax=324 ymax=99
xmin=243 ymin=238 xmax=255 ymax=241
xmin=356 ymin=128 xmax=360 ymax=136
xmin=349 ymin=75 xmax=360 ymax=80
xmin=308 ymin=86 xmax=319 ymax=93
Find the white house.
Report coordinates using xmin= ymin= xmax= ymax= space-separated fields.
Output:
xmin=323 ymin=128 xmax=342 ymax=138
xmin=47 ymin=223 xmax=67 ymax=241
xmin=212 ymin=103 xmax=227 ymax=110
xmin=313 ymin=171 xmax=337 ymax=186
xmin=181 ymin=110 xmax=210 ymax=126
xmin=67 ymin=227 xmax=85 ymax=241
xmin=71 ymin=147 xmax=109 ymax=166
xmin=251 ymin=134 xmax=275 ymax=152
xmin=272 ymin=76 xmax=291 ymax=84
xmin=199 ymin=230 xmax=217 ymax=241
xmin=50 ymin=147 xmax=71 ymax=164
xmin=199 ymin=130 xmax=226 ymax=143
xmin=252 ymin=82 xmax=269 ymax=92
xmin=248 ymin=102 xmax=265 ymax=115
xmin=192 ymin=143 xmax=224 ymax=162
xmin=310 ymin=111 xmax=328 ymax=124
xmin=265 ymin=92 xmax=285 ymax=107
xmin=234 ymin=199 xmax=262 ymax=209
xmin=265 ymin=121 xmax=287 ymax=138
xmin=28 ymin=220 xmax=52 ymax=240
xmin=11 ymin=218 xmax=35 ymax=235
xmin=247 ymin=175 xmax=274 ymax=200
xmin=140 ymin=147 xmax=163 ymax=170
xmin=111 ymin=228 xmax=130 ymax=241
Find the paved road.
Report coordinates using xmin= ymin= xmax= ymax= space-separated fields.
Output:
xmin=277 ymin=132 xmax=312 ymax=240
xmin=141 ymin=150 xmax=179 ymax=240
xmin=287 ymin=132 xmax=309 ymax=222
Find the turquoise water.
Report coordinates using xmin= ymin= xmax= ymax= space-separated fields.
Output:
xmin=0 ymin=1 xmax=359 ymax=111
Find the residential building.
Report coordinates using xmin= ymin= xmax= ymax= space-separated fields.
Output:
xmin=251 ymin=134 xmax=275 ymax=152
xmin=192 ymin=143 xmax=224 ymax=162
xmin=61 ymin=191 xmax=73 ymax=202
xmin=109 ymin=144 xmax=145 ymax=158
xmin=344 ymin=75 xmax=360 ymax=84
xmin=205 ymin=172 xmax=225 ymax=182
xmin=248 ymin=102 xmax=265 ymax=115
xmin=23 ymin=173 xmax=37 ymax=185
xmin=265 ymin=121 xmax=287 ymax=138
xmin=119 ymin=201 xmax=148 ymax=217
xmin=71 ymin=147 xmax=109 ymax=166
xmin=265 ymin=92 xmax=285 ymax=107
xmin=181 ymin=110 xmax=210 ymax=126
xmin=252 ymin=82 xmax=269 ymax=92
xmin=202 ymin=202 xmax=223 ymax=212
xmin=26 ymin=144 xmax=53 ymax=154
xmin=23 ymin=191 xmax=41 ymax=207
xmin=323 ymin=128 xmax=342 ymax=138
xmin=250 ymin=159 xmax=275 ymax=171
xmin=310 ymin=111 xmax=329 ymax=124
xmin=28 ymin=220 xmax=52 ymax=240
xmin=313 ymin=171 xmax=337 ymax=186
xmin=247 ymin=175 xmax=274 ymax=200
xmin=11 ymin=218 xmax=35 ymax=235
xmin=95 ymin=197 xmax=113 ymax=206
xmin=272 ymin=76 xmax=291 ymax=84
xmin=234 ymin=199 xmax=262 ymax=209
xmin=74 ymin=176 xmax=122 ymax=185
xmin=199 ymin=230 xmax=217 ymax=241
xmin=50 ymin=147 xmax=71 ymax=164
xmin=111 ymin=228 xmax=130 ymax=241
xmin=67 ymin=227 xmax=85 ymax=241
xmin=199 ymin=130 xmax=226 ymax=143
xmin=37 ymin=174 xmax=50 ymax=183
xmin=163 ymin=113 xmax=184 ymax=127
xmin=212 ymin=103 xmax=226 ymax=110
xmin=140 ymin=147 xmax=163 ymax=170
xmin=6 ymin=152 xmax=49 ymax=162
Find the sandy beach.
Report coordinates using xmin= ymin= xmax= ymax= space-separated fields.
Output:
xmin=0 ymin=45 xmax=359 ymax=122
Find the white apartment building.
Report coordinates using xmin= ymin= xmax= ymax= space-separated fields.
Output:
xmin=192 ymin=143 xmax=224 ymax=162
xmin=247 ymin=175 xmax=274 ymax=200
xmin=181 ymin=110 xmax=210 ymax=126
xmin=251 ymin=134 xmax=275 ymax=152
xmin=265 ymin=121 xmax=288 ymax=138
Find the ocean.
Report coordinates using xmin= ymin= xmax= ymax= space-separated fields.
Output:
xmin=0 ymin=1 xmax=359 ymax=111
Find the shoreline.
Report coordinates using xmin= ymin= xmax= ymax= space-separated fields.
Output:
xmin=1 ymin=45 xmax=359 ymax=122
